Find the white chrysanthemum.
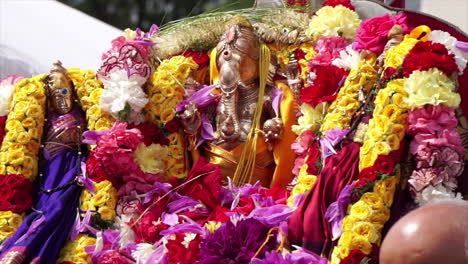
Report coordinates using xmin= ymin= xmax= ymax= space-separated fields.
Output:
xmin=306 ymin=6 xmax=361 ymax=42
xmin=132 ymin=243 xmax=157 ymax=263
xmin=292 ymin=103 xmax=326 ymax=135
xmin=417 ymin=185 xmax=462 ymax=205
xmin=429 ymin=30 xmax=467 ymax=72
xmin=0 ymin=82 xmax=15 ymax=116
xmin=100 ymin=69 xmax=149 ymax=124
xmin=332 ymin=45 xmax=361 ymax=70
xmin=116 ymin=215 xmax=136 ymax=247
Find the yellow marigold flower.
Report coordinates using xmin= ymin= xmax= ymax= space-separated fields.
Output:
xmin=26 ymin=140 xmax=40 ymax=153
xmin=5 ymin=120 xmax=23 ymax=132
xmin=26 ymin=105 xmax=44 ymax=118
xmin=292 ymin=184 xmax=306 ymax=196
xmin=306 ymin=6 xmax=361 ymax=41
xmin=360 ymin=151 xmax=378 ymax=170
xmin=373 ymin=114 xmax=391 ymax=135
xmin=93 ymin=192 xmax=110 ymax=207
xmin=14 ymin=101 xmax=29 ymax=113
xmin=404 ymin=68 xmax=460 ymax=109
xmin=352 ymin=221 xmax=379 ymax=243
xmin=300 ymin=175 xmax=317 ymax=189
xmin=80 ymin=201 xmax=96 ymax=211
xmin=160 ymin=108 xmax=175 ymax=123
xmin=382 ymin=104 xmax=401 ymax=122
xmin=151 ymin=93 xmax=165 ymax=104
xmin=360 ymin=192 xmax=384 ymax=210
xmin=337 ymin=245 xmax=350 ymax=259
xmin=95 ymin=180 xmax=113 ymax=193
xmin=161 ymin=86 xmax=176 ymax=98
xmin=349 ymin=234 xmax=373 ymax=254
xmin=342 ymin=215 xmax=358 ymax=232
xmin=386 ymin=134 xmax=401 ymax=150
xmin=349 ymin=200 xmax=372 ymax=220
xmin=7 ymin=214 xmax=23 ymax=228
xmin=8 ymin=150 xmax=25 ymax=166
xmin=360 ymin=140 xmax=373 ymax=155
xmin=374 ymin=142 xmax=392 ymax=156
xmin=21 ymin=118 xmax=36 ymax=130
xmin=134 ymin=143 xmax=169 ymax=174
xmin=374 ymin=177 xmax=398 ymax=206
xmin=3 ymin=132 xmax=17 ymax=142
xmin=391 ymin=92 xmax=408 ymax=109
xmin=169 ymin=144 xmax=184 ymax=159
xmin=385 ymin=37 xmax=419 ymax=68
xmin=98 ymin=206 xmax=116 ymax=220
xmin=392 ymin=124 xmax=406 ymax=141
xmin=22 ymin=83 xmax=38 ymax=94
xmin=0 ymin=165 xmax=5 ymax=174
xmin=87 ymin=105 xmax=102 ymax=121
xmin=369 ymin=207 xmax=390 ymax=224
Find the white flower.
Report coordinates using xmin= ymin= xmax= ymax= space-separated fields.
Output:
xmin=116 ymin=215 xmax=136 ymax=247
xmin=332 ymin=45 xmax=361 ymax=70
xmin=132 ymin=243 xmax=157 ymax=263
xmin=306 ymin=6 xmax=361 ymax=41
xmin=100 ymin=69 xmax=149 ymax=124
xmin=292 ymin=103 xmax=326 ymax=135
xmin=429 ymin=30 xmax=467 ymax=72
xmin=417 ymin=185 xmax=463 ymax=206
xmin=0 ymin=80 xmax=16 ymax=116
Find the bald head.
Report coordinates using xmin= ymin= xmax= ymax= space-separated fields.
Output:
xmin=380 ymin=200 xmax=468 ymax=264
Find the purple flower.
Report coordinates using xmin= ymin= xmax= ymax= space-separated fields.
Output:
xmin=455 ymin=40 xmax=468 ymax=52
xmin=176 ymin=85 xmax=219 ymax=112
xmin=251 ymin=249 xmax=328 ymax=264
xmin=324 ymin=184 xmax=353 ymax=240
xmin=320 ymin=128 xmax=349 ymax=163
xmin=248 ymin=204 xmax=295 ymax=227
xmin=198 ymin=218 xmax=277 ymax=264
xmin=272 ymin=86 xmax=284 ymax=117
xmin=82 ymin=129 xmax=111 ymax=145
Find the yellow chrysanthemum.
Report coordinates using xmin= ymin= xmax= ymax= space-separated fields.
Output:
xmin=134 ymin=143 xmax=169 ymax=174
xmin=306 ymin=6 xmax=361 ymax=41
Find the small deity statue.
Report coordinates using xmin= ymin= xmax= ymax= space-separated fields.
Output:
xmin=0 ymin=61 xmax=86 ymax=264
xmin=180 ymin=16 xmax=295 ymax=187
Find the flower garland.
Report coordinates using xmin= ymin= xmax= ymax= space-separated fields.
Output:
xmin=67 ymin=69 xmax=115 ymax=131
xmin=403 ymin=32 xmax=466 ymax=205
xmin=329 ymin=25 xmax=421 ymax=263
xmin=144 ymin=55 xmax=199 ymax=179
xmin=0 ymin=75 xmax=47 ymax=243
xmin=57 ymin=234 xmax=97 ymax=264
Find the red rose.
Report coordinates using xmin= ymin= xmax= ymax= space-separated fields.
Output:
xmin=403 ymin=41 xmax=458 ymax=77
xmin=340 ymin=249 xmax=367 ymax=264
xmin=373 ymin=155 xmax=396 ymax=175
xmin=305 ymin=140 xmax=321 ymax=175
xmin=181 ymin=50 xmax=209 ymax=67
xmin=359 ymin=167 xmax=378 ymax=182
xmin=165 ymin=120 xmax=180 ymax=133
xmin=354 ymin=179 xmax=368 ymax=189
xmin=354 ymin=14 xmax=409 ymax=54
xmin=128 ymin=122 xmax=169 ymax=146
xmin=180 ymin=157 xmax=223 ymax=211
xmin=86 ymin=152 xmax=114 ymax=184
xmin=300 ymin=65 xmax=348 ymax=107
xmin=0 ymin=174 xmax=33 ymax=214
xmin=323 ymin=0 xmax=355 ymax=10
xmin=294 ymin=49 xmax=306 ymax=61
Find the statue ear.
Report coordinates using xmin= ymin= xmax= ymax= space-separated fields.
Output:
xmin=253 ymin=0 xmax=284 ymax=8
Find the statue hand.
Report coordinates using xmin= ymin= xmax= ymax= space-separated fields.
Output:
xmin=178 ymin=102 xmax=202 ymax=135
xmin=263 ymin=117 xmax=283 ymax=150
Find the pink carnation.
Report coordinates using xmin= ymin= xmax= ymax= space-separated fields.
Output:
xmin=354 ymin=13 xmax=409 ymax=54
xmin=439 ymin=147 xmax=464 ymax=178
xmin=0 ymin=75 xmax=24 ymax=85
xmin=409 ymin=167 xmax=443 ymax=192
xmin=407 ymin=105 xmax=458 ymax=135
xmin=410 ymin=130 xmax=464 ymax=155
xmin=291 ymin=130 xmax=316 ymax=155
xmin=93 ymin=121 xmax=144 ymax=186
xmin=102 ymin=36 xmax=126 ymax=60
xmin=96 ymin=250 xmax=134 ymax=264
xmin=292 ymin=156 xmax=306 ymax=176
xmin=310 ymin=36 xmax=348 ymax=67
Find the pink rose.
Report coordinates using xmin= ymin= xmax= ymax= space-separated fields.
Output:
xmin=354 ymin=13 xmax=409 ymax=54
xmin=407 ymin=105 xmax=458 ymax=135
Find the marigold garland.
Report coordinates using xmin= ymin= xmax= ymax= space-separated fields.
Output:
xmin=330 ymin=33 xmax=422 ymax=263
xmin=67 ymin=69 xmax=116 ymax=131
xmin=145 ymin=55 xmax=199 ymax=179
xmin=80 ymin=180 xmax=118 ymax=221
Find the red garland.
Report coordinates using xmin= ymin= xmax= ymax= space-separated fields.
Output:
xmin=300 ymin=65 xmax=348 ymax=107
xmin=322 ymin=0 xmax=355 ymax=10
xmin=0 ymin=116 xmax=7 ymax=145
xmin=0 ymin=174 xmax=34 ymax=214
xmin=403 ymin=41 xmax=458 ymax=77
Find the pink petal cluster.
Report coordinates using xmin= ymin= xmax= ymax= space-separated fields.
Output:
xmin=93 ymin=121 xmax=143 ymax=182
xmin=407 ymin=105 xmax=464 ymax=200
xmin=310 ymin=36 xmax=348 ymax=67
xmin=354 ymin=13 xmax=409 ymax=54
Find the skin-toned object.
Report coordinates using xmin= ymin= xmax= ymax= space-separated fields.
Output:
xmin=380 ymin=200 xmax=468 ymax=264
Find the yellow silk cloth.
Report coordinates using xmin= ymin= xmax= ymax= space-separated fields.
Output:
xmin=271 ymin=81 xmax=297 ymax=189
xmin=204 ymin=140 xmax=275 ymax=187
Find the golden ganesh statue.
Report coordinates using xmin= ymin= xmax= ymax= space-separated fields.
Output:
xmin=179 ymin=17 xmax=297 ymax=187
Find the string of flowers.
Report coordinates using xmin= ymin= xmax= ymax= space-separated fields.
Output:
xmin=329 ymin=15 xmax=418 ymax=263
xmin=144 ymin=55 xmax=200 ymax=179
xmin=0 ymin=75 xmax=47 ymax=243
xmin=404 ymin=30 xmax=466 ymax=205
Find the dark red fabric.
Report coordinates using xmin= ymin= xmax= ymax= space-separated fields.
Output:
xmin=288 ymin=142 xmax=361 ymax=256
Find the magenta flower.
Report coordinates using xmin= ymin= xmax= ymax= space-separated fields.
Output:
xmin=310 ymin=36 xmax=348 ymax=67
xmin=407 ymin=105 xmax=458 ymax=135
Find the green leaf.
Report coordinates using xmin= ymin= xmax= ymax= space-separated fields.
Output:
xmin=117 ymin=102 xmax=131 ymax=121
